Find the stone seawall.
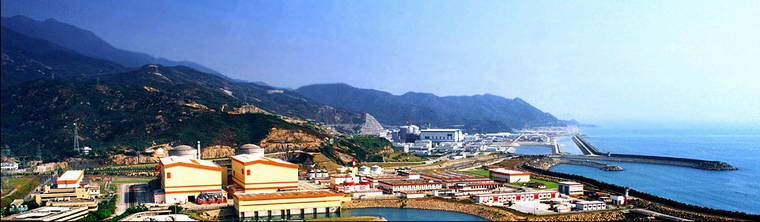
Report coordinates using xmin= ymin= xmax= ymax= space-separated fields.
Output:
xmin=344 ymin=198 xmax=626 ymax=221
xmin=557 ymin=159 xmax=623 ymax=171
xmin=560 ymin=154 xmax=737 ymax=171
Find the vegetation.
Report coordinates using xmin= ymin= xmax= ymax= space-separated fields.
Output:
xmin=383 ymin=152 xmax=425 ymax=162
xmin=106 ymin=205 xmax=147 ymax=222
xmin=464 ymin=169 xmax=490 ymax=177
xmin=0 ymin=176 xmax=40 ymax=208
xmin=79 ymin=197 xmax=116 ymax=221
xmin=334 ymin=136 xmax=393 ymax=162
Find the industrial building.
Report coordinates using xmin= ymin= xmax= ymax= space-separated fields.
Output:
xmin=489 ymin=168 xmax=531 ymax=183
xmin=31 ymin=170 xmax=99 ymax=210
xmin=575 ymin=200 xmax=607 ymax=211
xmin=558 ymin=181 xmax=584 ymax=196
xmin=156 ymin=145 xmax=225 ymax=204
xmin=230 ymin=151 xmax=299 ymax=193
xmin=472 ymin=191 xmax=560 ymax=205
xmin=234 ymin=191 xmax=349 ymax=218
xmin=1 ymin=206 xmax=90 ymax=221
xmin=378 ymin=179 xmax=443 ymax=193
xmin=422 ymin=171 xmax=498 ymax=188
xmin=227 ymin=145 xmax=350 ymax=219
xmin=57 ymin=170 xmax=84 ymax=189
xmin=419 ymin=129 xmax=464 ymax=143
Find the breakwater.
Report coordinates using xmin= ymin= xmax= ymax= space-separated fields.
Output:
xmin=570 ymin=135 xmax=737 ymax=171
xmin=557 ymin=159 xmax=623 ymax=171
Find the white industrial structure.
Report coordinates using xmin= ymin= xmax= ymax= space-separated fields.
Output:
xmin=558 ymin=181 xmax=584 ymax=196
xmin=420 ymin=129 xmax=464 ymax=143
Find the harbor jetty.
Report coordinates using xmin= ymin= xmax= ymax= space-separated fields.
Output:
xmin=569 ymin=135 xmax=737 ymax=171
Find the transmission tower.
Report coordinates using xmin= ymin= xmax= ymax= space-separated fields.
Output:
xmin=73 ymin=123 xmax=81 ymax=153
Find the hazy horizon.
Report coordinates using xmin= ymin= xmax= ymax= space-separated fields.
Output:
xmin=3 ymin=0 xmax=759 ymax=125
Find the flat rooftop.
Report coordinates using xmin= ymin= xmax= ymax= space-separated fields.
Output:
xmin=380 ymin=179 xmax=442 ymax=186
xmin=423 ymin=171 xmax=488 ymax=180
xmin=489 ymin=168 xmax=531 ymax=176
xmin=57 ymin=170 xmax=84 ymax=184
xmin=234 ymin=190 xmax=345 ymax=201
xmin=159 ymin=156 xmax=222 ymax=170
xmin=231 ymin=154 xmax=298 ymax=168
xmin=559 ymin=181 xmax=582 ymax=185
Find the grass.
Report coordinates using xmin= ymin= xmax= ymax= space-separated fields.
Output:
xmin=530 ymin=178 xmax=558 ymax=189
xmin=0 ymin=176 xmax=40 ymax=208
xmin=510 ymin=178 xmax=559 ymax=189
xmin=383 ymin=152 xmax=425 ymax=162
xmin=464 ymin=169 xmax=491 ymax=177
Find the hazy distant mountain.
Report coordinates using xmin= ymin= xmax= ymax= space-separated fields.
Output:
xmin=1 ymin=15 xmax=225 ymax=78
xmin=296 ymin=83 xmax=564 ymax=132
xmin=1 ymin=27 xmax=125 ymax=88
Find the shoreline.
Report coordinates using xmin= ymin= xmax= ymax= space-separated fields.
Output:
xmin=343 ymin=198 xmax=626 ymax=221
xmin=521 ymin=163 xmax=760 ymax=221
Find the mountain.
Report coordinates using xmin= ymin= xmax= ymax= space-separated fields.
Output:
xmin=1 ymin=29 xmax=369 ymax=159
xmin=1 ymin=26 xmax=125 ymax=88
xmin=296 ymin=83 xmax=564 ymax=132
xmin=1 ymin=15 xmax=225 ymax=78
xmin=0 ymin=64 xmax=369 ymax=160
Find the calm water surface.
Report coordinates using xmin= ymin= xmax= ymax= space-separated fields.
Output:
xmin=550 ymin=125 xmax=760 ymax=214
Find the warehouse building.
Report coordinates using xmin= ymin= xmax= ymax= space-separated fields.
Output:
xmin=489 ymin=168 xmax=531 ymax=183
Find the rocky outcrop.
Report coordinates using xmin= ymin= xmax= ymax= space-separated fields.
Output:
xmin=259 ymin=128 xmax=325 ymax=152
xmin=201 ymin=145 xmax=235 ymax=159
xmin=109 ymin=154 xmax=158 ymax=165
xmin=227 ymin=105 xmax=269 ymax=115
xmin=358 ymin=113 xmax=386 ymax=136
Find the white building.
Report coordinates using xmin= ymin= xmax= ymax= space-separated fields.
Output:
xmin=420 ymin=129 xmax=464 ymax=143
xmin=472 ymin=191 xmax=560 ymax=206
xmin=489 ymin=169 xmax=531 ymax=183
xmin=575 ymin=200 xmax=606 ymax=211
xmin=56 ymin=170 xmax=84 ymax=189
xmin=1 ymin=162 xmax=19 ymax=171
xmin=558 ymin=181 xmax=584 ymax=196
xmin=610 ymin=195 xmax=626 ymax=205
xmin=410 ymin=140 xmax=433 ymax=155
xmin=378 ymin=179 xmax=443 ymax=193
xmin=435 ymin=142 xmax=463 ymax=152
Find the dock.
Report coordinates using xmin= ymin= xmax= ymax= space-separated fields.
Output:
xmin=566 ymin=135 xmax=737 ymax=171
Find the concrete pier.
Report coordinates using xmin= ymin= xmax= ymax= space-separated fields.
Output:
xmin=566 ymin=135 xmax=737 ymax=171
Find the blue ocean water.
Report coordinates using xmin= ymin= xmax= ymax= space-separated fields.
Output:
xmin=550 ymin=125 xmax=760 ymax=214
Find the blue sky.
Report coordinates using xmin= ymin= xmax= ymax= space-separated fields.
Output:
xmin=3 ymin=0 xmax=759 ymax=125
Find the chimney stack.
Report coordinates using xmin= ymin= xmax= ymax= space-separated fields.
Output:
xmin=196 ymin=141 xmax=201 ymax=159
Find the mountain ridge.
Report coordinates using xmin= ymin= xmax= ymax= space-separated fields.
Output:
xmin=296 ymin=83 xmax=564 ymax=132
xmin=1 ymin=15 xmax=225 ymax=78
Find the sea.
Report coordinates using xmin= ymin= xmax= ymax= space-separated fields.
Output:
xmin=549 ymin=124 xmax=760 ymax=214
